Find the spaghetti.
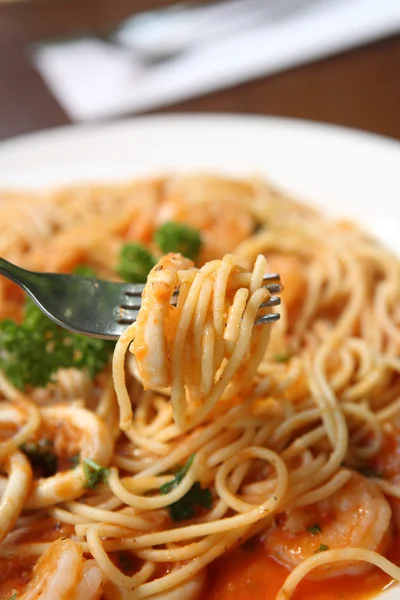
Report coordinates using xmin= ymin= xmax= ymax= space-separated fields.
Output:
xmin=1 ymin=174 xmax=400 ymax=600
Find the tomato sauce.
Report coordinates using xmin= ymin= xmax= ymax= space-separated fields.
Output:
xmin=206 ymin=535 xmax=400 ymax=600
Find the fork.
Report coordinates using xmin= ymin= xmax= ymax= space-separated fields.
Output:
xmin=0 ymin=257 xmax=281 ymax=340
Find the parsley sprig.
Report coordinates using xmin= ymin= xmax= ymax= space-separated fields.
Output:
xmin=160 ymin=455 xmax=212 ymax=522
xmin=306 ymin=523 xmax=322 ymax=536
xmin=0 ymin=299 xmax=114 ymax=390
xmin=83 ymin=458 xmax=109 ymax=489
xmin=116 ymin=222 xmax=203 ymax=283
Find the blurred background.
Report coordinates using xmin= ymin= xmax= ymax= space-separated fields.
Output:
xmin=0 ymin=0 xmax=399 ymax=142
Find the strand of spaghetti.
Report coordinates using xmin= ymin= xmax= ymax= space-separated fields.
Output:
xmin=342 ymin=403 xmax=382 ymax=459
xmin=377 ymin=397 xmax=400 ymax=421
xmin=243 ymin=453 xmax=326 ymax=497
xmin=75 ymin=524 xmax=137 ymax=538
xmin=286 ymin=469 xmax=352 ymax=509
xmin=125 ymin=425 xmax=170 ymax=456
xmin=269 ymin=408 xmax=321 ymax=446
xmin=134 ymin=535 xmax=222 ymax=562
xmin=134 ymin=394 xmax=173 ymax=436
xmin=87 ymin=527 xmax=155 ymax=591
xmin=0 ymin=451 xmax=32 ymax=542
xmin=48 ymin=507 xmax=88 ymax=526
xmin=213 ymin=255 xmax=235 ymax=335
xmin=374 ymin=478 xmax=400 ymax=499
xmin=65 ymin=501 xmax=156 ymax=530
xmin=328 ymin=346 xmax=356 ymax=391
xmin=113 ymin=321 xmax=137 ymax=431
xmin=193 ymin=277 xmax=214 ymax=363
xmin=206 ymin=427 xmax=255 ymax=468
xmin=0 ymin=374 xmax=41 ymax=459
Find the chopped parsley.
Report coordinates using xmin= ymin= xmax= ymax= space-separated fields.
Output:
xmin=315 ymin=544 xmax=329 ymax=553
xmin=20 ymin=439 xmax=57 ymax=477
xmin=83 ymin=458 xmax=109 ymax=489
xmin=160 ymin=454 xmax=212 ymax=522
xmin=117 ymin=243 xmax=156 ymax=283
xmin=7 ymin=593 xmax=17 ymax=600
xmin=0 ymin=298 xmax=114 ymax=390
xmin=274 ymin=354 xmax=291 ymax=363
xmin=73 ymin=265 xmax=97 ymax=278
xmin=168 ymin=482 xmax=212 ymax=522
xmin=306 ymin=523 xmax=322 ymax=535
xmin=160 ymin=454 xmax=195 ymax=494
xmin=154 ymin=222 xmax=203 ymax=262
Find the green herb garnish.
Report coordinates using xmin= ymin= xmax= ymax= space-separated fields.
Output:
xmin=160 ymin=455 xmax=212 ymax=521
xmin=0 ymin=298 xmax=114 ymax=390
xmin=154 ymin=222 xmax=202 ymax=262
xmin=315 ymin=544 xmax=329 ymax=553
xmin=20 ymin=439 xmax=58 ymax=477
xmin=7 ymin=592 xmax=17 ymax=600
xmin=67 ymin=334 xmax=114 ymax=379
xmin=83 ymin=458 xmax=109 ymax=489
xmin=160 ymin=454 xmax=195 ymax=494
xmin=306 ymin=523 xmax=322 ymax=535
xmin=73 ymin=265 xmax=97 ymax=278
xmin=168 ymin=482 xmax=212 ymax=522
xmin=274 ymin=354 xmax=291 ymax=363
xmin=117 ymin=243 xmax=156 ymax=283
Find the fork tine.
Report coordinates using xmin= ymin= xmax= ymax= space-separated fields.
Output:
xmin=122 ymin=284 xmax=147 ymax=297
xmin=255 ymin=313 xmax=280 ymax=325
xmin=260 ymin=296 xmax=281 ymax=308
xmin=263 ymin=273 xmax=280 ymax=283
xmin=115 ymin=307 xmax=140 ymax=324
xmin=264 ymin=283 xmax=282 ymax=294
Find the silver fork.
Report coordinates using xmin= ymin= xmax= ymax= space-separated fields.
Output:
xmin=0 ymin=257 xmax=281 ymax=340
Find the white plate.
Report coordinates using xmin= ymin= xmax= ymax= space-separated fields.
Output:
xmin=1 ymin=114 xmax=400 ymax=599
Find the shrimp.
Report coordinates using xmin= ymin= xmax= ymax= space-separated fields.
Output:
xmin=24 ymin=404 xmax=114 ymax=509
xmin=156 ymin=176 xmax=256 ymax=262
xmin=132 ymin=253 xmax=194 ymax=389
xmin=19 ymin=538 xmax=103 ymax=600
xmin=265 ymin=472 xmax=392 ymax=577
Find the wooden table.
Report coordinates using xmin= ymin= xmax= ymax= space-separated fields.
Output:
xmin=1 ymin=0 xmax=400 ymax=142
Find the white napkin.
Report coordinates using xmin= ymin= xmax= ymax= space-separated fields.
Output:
xmin=32 ymin=0 xmax=400 ymax=122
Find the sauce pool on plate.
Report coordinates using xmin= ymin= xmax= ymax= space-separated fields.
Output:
xmin=207 ymin=536 xmax=400 ymax=600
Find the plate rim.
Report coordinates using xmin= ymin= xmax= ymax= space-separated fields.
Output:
xmin=1 ymin=113 xmax=400 ymax=156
